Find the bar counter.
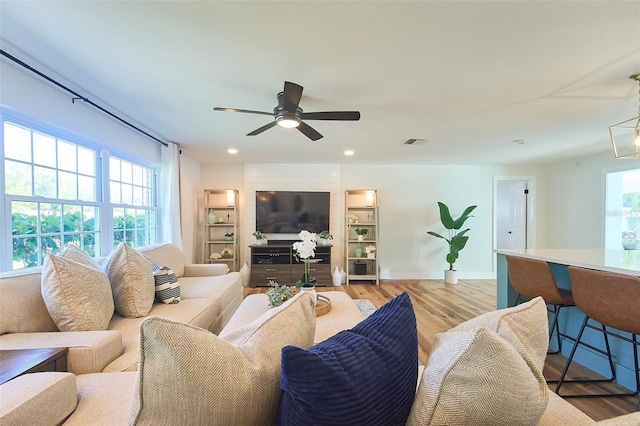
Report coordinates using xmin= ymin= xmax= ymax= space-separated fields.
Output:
xmin=495 ymin=248 xmax=640 ymax=391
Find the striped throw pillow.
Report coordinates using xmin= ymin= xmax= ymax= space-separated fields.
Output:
xmin=151 ymin=263 xmax=180 ymax=304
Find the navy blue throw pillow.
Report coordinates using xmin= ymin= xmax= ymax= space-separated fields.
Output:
xmin=277 ymin=292 xmax=418 ymax=426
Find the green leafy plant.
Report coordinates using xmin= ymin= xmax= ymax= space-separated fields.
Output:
xmin=427 ymin=202 xmax=477 ymax=271
xmin=318 ymin=231 xmax=333 ymax=240
xmin=253 ymin=230 xmax=265 ymax=240
xmin=355 ymin=228 xmax=368 ymax=236
xmin=266 ymin=280 xmax=295 ymax=308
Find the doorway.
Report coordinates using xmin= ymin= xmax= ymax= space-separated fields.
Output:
xmin=494 ymin=177 xmax=536 ymax=251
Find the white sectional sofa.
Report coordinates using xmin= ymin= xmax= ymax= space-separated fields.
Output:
xmin=0 ymin=243 xmax=243 ymax=374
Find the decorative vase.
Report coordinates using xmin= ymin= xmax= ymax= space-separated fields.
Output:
xmin=239 ymin=262 xmax=250 ymax=287
xmin=332 ymin=266 xmax=342 ymax=286
xmin=207 ymin=210 xmax=216 ymax=224
xmin=340 ymin=267 xmax=346 ymax=284
xmin=444 ymin=270 xmax=458 ymax=285
xmin=357 ymin=235 xmax=364 ymax=242
xmin=367 ymin=252 xmax=375 ymax=259
xmin=355 ymin=246 xmax=363 ymax=258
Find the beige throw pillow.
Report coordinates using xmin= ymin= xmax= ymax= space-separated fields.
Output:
xmin=407 ymin=328 xmax=548 ymax=426
xmin=60 ymin=244 xmax=102 ymax=270
xmin=448 ymin=296 xmax=549 ymax=372
xmin=102 ymin=243 xmax=155 ymax=318
xmin=41 ymin=254 xmax=114 ymax=331
xmin=130 ymin=292 xmax=316 ymax=426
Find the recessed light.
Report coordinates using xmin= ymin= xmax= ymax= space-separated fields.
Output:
xmin=344 ymin=150 xmax=354 ymax=156
xmin=227 ymin=148 xmax=238 ymax=154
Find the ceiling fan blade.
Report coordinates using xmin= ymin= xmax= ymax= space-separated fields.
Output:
xmin=247 ymin=121 xmax=277 ymax=136
xmin=214 ymin=107 xmax=273 ymax=116
xmin=282 ymin=81 xmax=303 ymax=112
xmin=301 ymin=111 xmax=361 ymax=121
xmin=297 ymin=121 xmax=323 ymax=141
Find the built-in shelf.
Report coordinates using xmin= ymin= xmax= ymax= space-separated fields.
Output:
xmin=203 ymin=189 xmax=240 ymax=271
xmin=344 ymin=189 xmax=379 ymax=285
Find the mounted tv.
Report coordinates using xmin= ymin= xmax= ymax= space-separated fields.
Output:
xmin=256 ymin=191 xmax=330 ymax=234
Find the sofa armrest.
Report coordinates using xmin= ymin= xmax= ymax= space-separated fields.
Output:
xmin=0 ymin=372 xmax=77 ymax=426
xmin=0 ymin=331 xmax=122 ymax=374
xmin=183 ymin=263 xmax=229 ymax=277
xmin=594 ymin=412 xmax=640 ymax=425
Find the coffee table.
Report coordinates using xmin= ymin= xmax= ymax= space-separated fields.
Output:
xmin=221 ymin=291 xmax=364 ymax=343
xmin=0 ymin=347 xmax=68 ymax=384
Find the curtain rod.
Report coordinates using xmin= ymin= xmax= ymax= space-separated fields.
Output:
xmin=0 ymin=49 xmax=169 ymax=148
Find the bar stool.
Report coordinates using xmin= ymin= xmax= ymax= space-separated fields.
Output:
xmin=506 ymin=255 xmax=576 ymax=353
xmin=556 ymin=266 xmax=640 ymax=408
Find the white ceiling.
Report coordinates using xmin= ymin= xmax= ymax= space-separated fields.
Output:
xmin=1 ymin=1 xmax=639 ymax=165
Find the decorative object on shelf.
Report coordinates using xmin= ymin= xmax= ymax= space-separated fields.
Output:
xmin=240 ymin=261 xmax=250 ymax=286
xmin=266 ymin=280 xmax=294 ymax=308
xmin=215 ymin=216 xmax=226 ymax=224
xmin=365 ymin=245 xmax=376 ymax=259
xmin=355 ymin=228 xmax=368 ymax=242
xmin=210 ymin=252 xmax=222 ymax=260
xmin=318 ymin=231 xmax=333 ymax=245
xmin=293 ymin=230 xmax=317 ymax=288
xmin=224 ymin=233 xmax=234 ymax=241
xmin=427 ymin=201 xmax=477 ymax=285
xmin=253 ymin=231 xmax=266 ymax=245
xmin=354 ymin=244 xmax=363 ymax=258
xmin=622 ymin=231 xmax=639 ymax=250
xmin=221 ymin=247 xmax=234 ymax=258
xmin=340 ymin=267 xmax=346 ymax=284
xmin=609 ymin=73 xmax=640 ymax=159
xmin=347 ymin=213 xmax=359 ymax=225
xmin=354 ymin=261 xmax=367 ymax=275
xmin=207 ymin=209 xmax=216 ymax=224
xmin=332 ymin=266 xmax=342 ymax=286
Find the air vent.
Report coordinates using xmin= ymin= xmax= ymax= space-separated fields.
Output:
xmin=404 ymin=138 xmax=425 ymax=145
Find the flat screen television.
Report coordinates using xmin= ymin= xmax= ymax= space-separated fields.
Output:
xmin=256 ymin=191 xmax=330 ymax=234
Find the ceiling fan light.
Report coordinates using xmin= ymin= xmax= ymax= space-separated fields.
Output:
xmin=276 ymin=115 xmax=300 ymax=128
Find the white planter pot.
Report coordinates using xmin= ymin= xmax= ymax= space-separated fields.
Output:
xmin=367 ymin=253 xmax=375 ymax=259
xmin=444 ymin=270 xmax=458 ymax=284
xmin=357 ymin=235 xmax=364 ymax=242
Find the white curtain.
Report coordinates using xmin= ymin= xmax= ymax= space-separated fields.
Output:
xmin=160 ymin=142 xmax=183 ymax=248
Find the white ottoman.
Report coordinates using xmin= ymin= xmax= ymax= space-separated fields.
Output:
xmin=220 ymin=291 xmax=364 ymax=343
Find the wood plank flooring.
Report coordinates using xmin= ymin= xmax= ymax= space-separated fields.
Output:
xmin=244 ymin=279 xmax=639 ymax=421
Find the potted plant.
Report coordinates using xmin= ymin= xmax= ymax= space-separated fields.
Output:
xmin=292 ymin=230 xmax=317 ymax=290
xmin=427 ymin=202 xmax=477 ymax=284
xmin=318 ymin=231 xmax=333 ymax=245
xmin=355 ymin=228 xmax=368 ymax=241
xmin=266 ymin=280 xmax=294 ymax=308
xmin=253 ymin=230 xmax=266 ymax=245
xmin=224 ymin=232 xmax=234 ymax=241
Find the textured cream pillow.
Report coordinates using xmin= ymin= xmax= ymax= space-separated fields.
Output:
xmin=41 ymin=254 xmax=114 ymax=331
xmin=449 ymin=296 xmax=549 ymax=372
xmin=407 ymin=328 xmax=548 ymax=426
xmin=102 ymin=243 xmax=155 ymax=318
xmin=60 ymin=244 xmax=101 ymax=270
xmin=130 ymin=292 xmax=316 ymax=426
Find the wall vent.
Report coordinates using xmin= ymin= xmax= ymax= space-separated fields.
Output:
xmin=403 ymin=138 xmax=425 ymax=145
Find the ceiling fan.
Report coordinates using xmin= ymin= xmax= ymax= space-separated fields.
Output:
xmin=214 ymin=81 xmax=360 ymax=141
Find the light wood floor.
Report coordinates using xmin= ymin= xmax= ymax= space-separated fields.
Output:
xmin=244 ymin=279 xmax=639 ymax=421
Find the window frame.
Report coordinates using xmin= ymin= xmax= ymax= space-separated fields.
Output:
xmin=1 ymin=106 xmax=159 ymax=271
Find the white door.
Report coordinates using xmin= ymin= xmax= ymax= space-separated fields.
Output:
xmin=508 ymin=181 xmax=527 ymax=250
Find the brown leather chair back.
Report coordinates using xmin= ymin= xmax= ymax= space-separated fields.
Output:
xmin=506 ymin=255 xmax=568 ymax=305
xmin=567 ymin=266 xmax=640 ymax=335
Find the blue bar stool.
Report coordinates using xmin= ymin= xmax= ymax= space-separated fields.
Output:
xmin=506 ymin=255 xmax=575 ymax=354
xmin=556 ymin=266 xmax=640 ymax=410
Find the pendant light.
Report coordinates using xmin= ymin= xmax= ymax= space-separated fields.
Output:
xmin=609 ymin=73 xmax=640 ymax=159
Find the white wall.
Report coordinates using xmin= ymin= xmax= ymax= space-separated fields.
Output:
xmin=544 ymin=152 xmax=640 ymax=248
xmin=195 ymin=162 xmax=547 ymax=279
xmin=179 ymin=154 xmax=201 ymax=263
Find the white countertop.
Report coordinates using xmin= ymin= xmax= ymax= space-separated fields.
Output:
xmin=495 ymin=248 xmax=640 ymax=277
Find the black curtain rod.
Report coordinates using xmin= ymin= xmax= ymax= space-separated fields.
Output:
xmin=0 ymin=49 xmax=169 ymax=147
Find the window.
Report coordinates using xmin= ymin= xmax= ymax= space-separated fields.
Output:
xmin=2 ymin=114 xmax=157 ymax=271
xmin=109 ymin=157 xmax=156 ymax=248
xmin=605 ymin=168 xmax=640 ymax=253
